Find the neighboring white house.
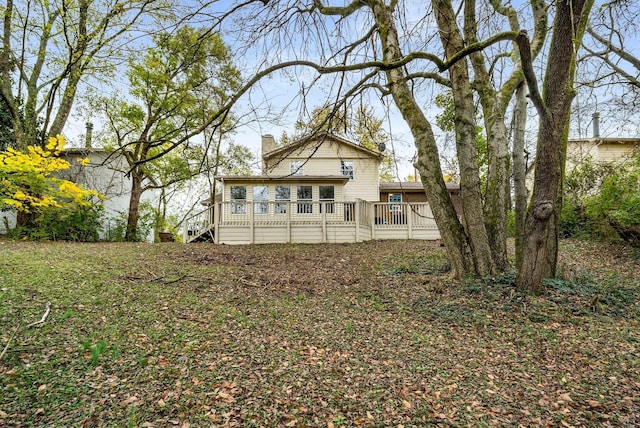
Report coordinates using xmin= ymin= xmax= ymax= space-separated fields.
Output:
xmin=184 ymin=132 xmax=442 ymax=244
xmin=1 ymin=147 xmax=159 ymax=241
xmin=58 ymin=148 xmax=159 ymax=241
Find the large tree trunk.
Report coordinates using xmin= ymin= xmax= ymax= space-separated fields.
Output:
xmin=516 ymin=0 xmax=594 ymax=293
xmin=434 ymin=0 xmax=495 ymax=276
xmin=512 ymin=81 xmax=528 ymax=272
xmin=463 ymin=0 xmax=513 ymax=273
xmin=369 ymin=0 xmax=474 ymax=279
xmin=516 ymin=115 xmax=564 ymax=294
xmin=125 ymin=170 xmax=144 ymax=241
xmin=482 ymin=116 xmax=511 ymax=272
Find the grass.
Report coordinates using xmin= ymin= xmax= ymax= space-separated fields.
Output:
xmin=0 ymin=239 xmax=639 ymax=427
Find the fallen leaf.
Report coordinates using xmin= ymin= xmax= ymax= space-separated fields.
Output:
xmin=558 ymin=393 xmax=572 ymax=402
xmin=122 ymin=396 xmax=138 ymax=405
xmin=586 ymin=400 xmax=601 ymax=408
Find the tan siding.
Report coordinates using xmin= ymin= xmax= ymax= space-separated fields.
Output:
xmin=325 ymin=225 xmax=358 ymax=243
xmin=263 ymin=139 xmax=380 ymax=201
xmin=217 ymin=226 xmax=251 ymax=245
xmin=598 ymin=143 xmax=636 ymax=164
xmin=253 ymin=226 xmax=289 ymax=243
xmin=290 ymin=226 xmax=324 ymax=243
xmin=343 ymin=157 xmax=380 ymax=201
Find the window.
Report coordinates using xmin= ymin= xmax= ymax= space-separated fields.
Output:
xmin=275 ymin=185 xmax=290 ymax=214
xmin=297 ymin=185 xmax=313 ymax=214
xmin=341 ymin=160 xmax=354 ymax=179
xmin=319 ymin=186 xmax=335 ymax=214
xmin=230 ymin=186 xmax=246 ymax=214
xmin=389 ymin=193 xmax=402 ymax=212
xmin=253 ymin=185 xmax=269 ymax=214
xmin=290 ymin=160 xmax=304 ymax=176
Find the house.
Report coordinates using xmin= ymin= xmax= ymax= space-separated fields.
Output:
xmin=56 ymin=147 xmax=159 ymax=241
xmin=0 ymin=128 xmax=159 ymax=240
xmin=184 ymin=132 xmax=455 ymax=244
xmin=525 ymin=113 xmax=639 ymax=193
xmin=567 ymin=113 xmax=639 ymax=170
xmin=380 ymin=181 xmax=463 ymax=215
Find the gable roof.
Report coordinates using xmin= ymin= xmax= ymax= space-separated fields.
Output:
xmin=262 ymin=131 xmax=384 ymax=162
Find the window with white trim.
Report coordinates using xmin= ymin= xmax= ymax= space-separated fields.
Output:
xmin=389 ymin=193 xmax=402 ymax=212
xmin=275 ymin=185 xmax=290 ymax=214
xmin=253 ymin=185 xmax=269 ymax=214
xmin=230 ymin=186 xmax=247 ymax=214
xmin=341 ymin=160 xmax=354 ymax=179
xmin=319 ymin=186 xmax=335 ymax=214
xmin=290 ymin=160 xmax=304 ymax=176
xmin=297 ymin=185 xmax=313 ymax=214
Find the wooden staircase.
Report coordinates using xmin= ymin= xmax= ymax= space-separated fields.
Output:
xmin=183 ymin=207 xmax=215 ymax=243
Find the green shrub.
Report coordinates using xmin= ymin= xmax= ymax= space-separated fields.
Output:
xmin=561 ymin=152 xmax=639 ymax=242
xmin=8 ymin=203 xmax=102 ymax=241
xmin=584 ymin=150 xmax=640 ymax=246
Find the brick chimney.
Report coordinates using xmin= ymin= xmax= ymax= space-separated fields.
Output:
xmin=261 ymin=134 xmax=276 ymax=158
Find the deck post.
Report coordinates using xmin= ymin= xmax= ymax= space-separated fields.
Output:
xmin=407 ymin=203 xmax=413 ymax=239
xmin=183 ymin=217 xmax=188 ymax=243
xmin=287 ymin=202 xmax=291 ymax=243
xmin=370 ymin=201 xmax=376 ymax=240
xmin=213 ymin=202 xmax=220 ymax=243
xmin=250 ymin=202 xmax=254 ymax=244
xmin=322 ymin=203 xmax=327 ymax=243
xmin=355 ymin=201 xmax=360 ymax=242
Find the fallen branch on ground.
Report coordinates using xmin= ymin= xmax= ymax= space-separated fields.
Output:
xmin=0 ymin=302 xmax=51 ymax=361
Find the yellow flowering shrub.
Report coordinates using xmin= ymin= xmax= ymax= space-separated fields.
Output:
xmin=0 ymin=135 xmax=102 ymax=212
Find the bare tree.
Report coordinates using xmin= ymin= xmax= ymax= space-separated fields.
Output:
xmin=0 ymin=0 xmax=172 ymax=151
xmin=200 ymin=0 xmax=595 ymax=292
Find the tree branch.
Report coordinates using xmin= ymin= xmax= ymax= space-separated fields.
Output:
xmin=515 ymin=30 xmax=546 ymax=117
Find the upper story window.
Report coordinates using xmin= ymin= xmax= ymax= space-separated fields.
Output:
xmin=290 ymin=160 xmax=304 ymax=176
xmin=230 ymin=185 xmax=247 ymax=214
xmin=253 ymin=185 xmax=269 ymax=214
xmin=341 ymin=160 xmax=354 ymax=180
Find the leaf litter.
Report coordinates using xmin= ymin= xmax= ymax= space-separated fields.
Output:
xmin=0 ymin=239 xmax=638 ymax=426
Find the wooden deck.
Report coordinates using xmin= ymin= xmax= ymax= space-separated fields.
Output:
xmin=183 ymin=201 xmax=440 ymax=244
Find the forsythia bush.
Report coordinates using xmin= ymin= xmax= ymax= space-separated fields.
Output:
xmin=0 ymin=135 xmax=99 ymax=212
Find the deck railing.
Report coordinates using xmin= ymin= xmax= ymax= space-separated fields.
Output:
xmin=219 ymin=201 xmax=360 ymax=225
xmin=183 ymin=207 xmax=213 ymax=241
xmin=183 ymin=200 xmax=436 ymax=243
xmin=373 ymin=202 xmax=436 ymax=227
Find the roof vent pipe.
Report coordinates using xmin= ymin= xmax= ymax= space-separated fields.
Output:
xmin=85 ymin=122 xmax=94 ymax=148
xmin=592 ymin=112 xmax=600 ymax=138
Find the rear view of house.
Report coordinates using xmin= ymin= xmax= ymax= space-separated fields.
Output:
xmin=184 ymin=132 xmax=446 ymax=244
